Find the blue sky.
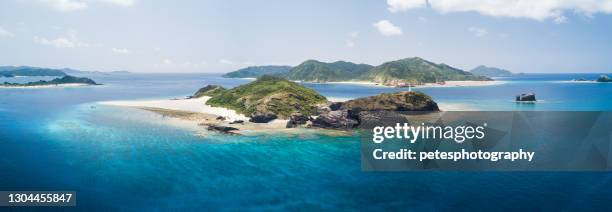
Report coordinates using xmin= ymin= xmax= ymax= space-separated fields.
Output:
xmin=1 ymin=0 xmax=612 ymax=73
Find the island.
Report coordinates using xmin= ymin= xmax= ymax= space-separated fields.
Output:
xmin=0 ymin=66 xmax=67 ymax=77
xmin=101 ymin=75 xmax=440 ymax=135
xmin=285 ymin=60 xmax=373 ymax=82
xmin=365 ymin=57 xmax=489 ymax=86
xmin=222 ymin=57 xmax=495 ymax=87
xmin=470 ymin=65 xmax=513 ymax=77
xmin=1 ymin=75 xmax=100 ymax=87
xmin=222 ymin=65 xmax=292 ymax=78
xmin=597 ymin=75 xmax=612 ymax=82
xmin=206 ymin=75 xmax=328 ymax=122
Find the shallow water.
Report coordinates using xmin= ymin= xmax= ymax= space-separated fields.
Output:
xmin=1 ymin=73 xmax=612 ymax=210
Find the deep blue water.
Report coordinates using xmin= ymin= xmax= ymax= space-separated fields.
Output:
xmin=1 ymin=73 xmax=612 ymax=211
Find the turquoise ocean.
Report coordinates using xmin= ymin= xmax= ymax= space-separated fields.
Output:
xmin=1 ymin=73 xmax=612 ymax=210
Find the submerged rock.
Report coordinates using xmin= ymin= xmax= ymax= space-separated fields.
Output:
xmin=202 ymin=124 xmax=239 ymax=134
xmin=516 ymin=93 xmax=536 ymax=102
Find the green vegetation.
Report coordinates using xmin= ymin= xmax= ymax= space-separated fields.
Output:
xmin=0 ymin=66 xmax=67 ymax=77
xmin=2 ymin=75 xmax=99 ymax=87
xmin=222 ymin=65 xmax=292 ymax=78
xmin=365 ymin=57 xmax=489 ymax=85
xmin=206 ymin=75 xmax=327 ymax=118
xmin=470 ymin=65 xmax=513 ymax=77
xmin=193 ymin=85 xmax=226 ymax=98
xmin=269 ymin=57 xmax=489 ymax=85
xmin=341 ymin=91 xmax=439 ymax=111
xmin=285 ymin=60 xmax=373 ymax=82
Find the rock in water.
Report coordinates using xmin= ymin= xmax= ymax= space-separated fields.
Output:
xmin=597 ymin=75 xmax=611 ymax=82
xmin=249 ymin=111 xmax=278 ymax=123
xmin=516 ymin=93 xmax=536 ymax=102
xmin=204 ymin=124 xmax=239 ymax=134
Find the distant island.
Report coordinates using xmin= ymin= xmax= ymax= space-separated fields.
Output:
xmin=470 ymin=65 xmax=513 ymax=77
xmin=365 ymin=57 xmax=489 ymax=85
xmin=0 ymin=66 xmax=67 ymax=77
xmin=222 ymin=65 xmax=292 ymax=78
xmin=0 ymin=66 xmax=131 ymax=77
xmin=222 ymin=57 xmax=491 ymax=86
xmin=1 ymin=75 xmax=100 ymax=87
xmin=286 ymin=60 xmax=373 ymax=82
xmin=63 ymin=68 xmax=131 ymax=75
xmin=597 ymin=75 xmax=612 ymax=82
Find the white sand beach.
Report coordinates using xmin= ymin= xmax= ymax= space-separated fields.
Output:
xmin=101 ymin=96 xmax=248 ymax=122
xmin=99 ymin=96 xmax=294 ymax=134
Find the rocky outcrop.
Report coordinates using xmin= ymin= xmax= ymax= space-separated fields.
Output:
xmin=312 ymin=91 xmax=439 ymax=130
xmin=286 ymin=113 xmax=311 ymax=128
xmin=340 ymin=91 xmax=439 ymax=114
xmin=312 ymin=110 xmax=359 ymax=129
xmin=597 ymin=75 xmax=611 ymax=82
xmin=516 ymin=93 xmax=536 ymax=102
xmin=249 ymin=111 xmax=278 ymax=123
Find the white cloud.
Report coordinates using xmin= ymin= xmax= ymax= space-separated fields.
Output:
xmin=0 ymin=27 xmax=14 ymax=37
xmin=554 ymin=15 xmax=568 ymax=23
xmin=39 ymin=0 xmax=88 ymax=11
xmin=346 ymin=31 xmax=358 ymax=47
xmin=346 ymin=40 xmax=355 ymax=47
xmin=219 ymin=59 xmax=234 ymax=65
xmin=162 ymin=59 xmax=173 ymax=65
xmin=418 ymin=16 xmax=428 ymax=22
xmin=111 ymin=47 xmax=131 ymax=54
xmin=39 ymin=0 xmax=135 ymax=12
xmin=387 ymin=0 xmax=612 ymax=23
xmin=373 ymin=20 xmax=403 ymax=36
xmin=99 ymin=0 xmax=135 ymax=7
xmin=33 ymin=35 xmax=90 ymax=48
xmin=387 ymin=0 xmax=427 ymax=13
xmin=468 ymin=27 xmax=488 ymax=37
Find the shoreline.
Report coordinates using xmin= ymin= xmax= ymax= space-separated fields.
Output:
xmin=99 ymin=96 xmax=294 ymax=134
xmin=0 ymin=83 xmax=94 ymax=89
xmin=99 ymin=94 xmax=474 ymax=135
